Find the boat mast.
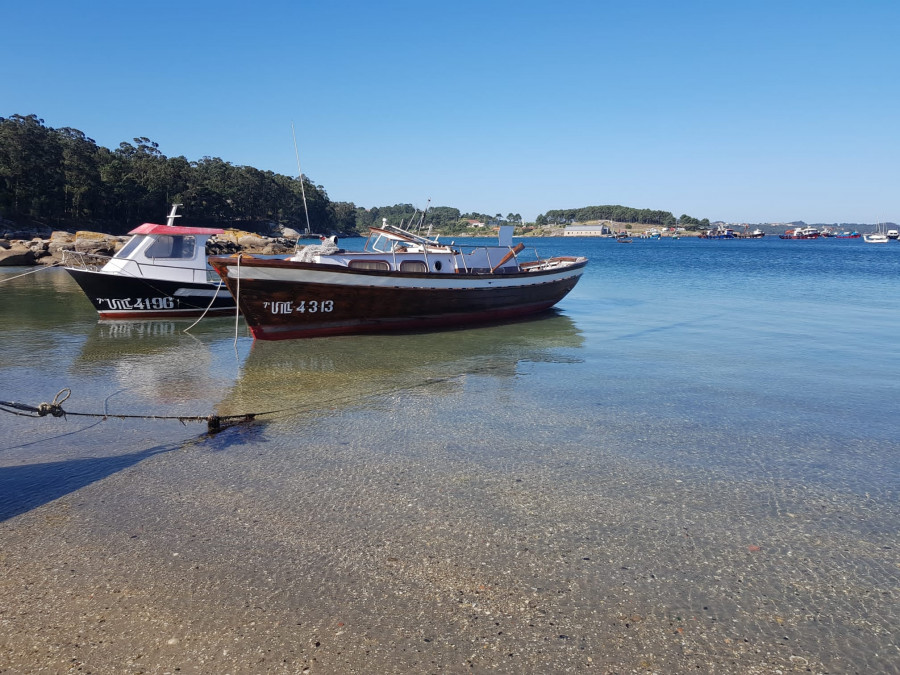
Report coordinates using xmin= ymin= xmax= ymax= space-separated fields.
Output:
xmin=416 ymin=198 xmax=431 ymax=233
xmin=291 ymin=122 xmax=313 ymax=241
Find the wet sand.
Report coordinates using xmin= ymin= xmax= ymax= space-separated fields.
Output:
xmin=1 ymin=407 xmax=896 ymax=674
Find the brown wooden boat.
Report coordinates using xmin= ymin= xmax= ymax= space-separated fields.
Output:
xmin=209 ymin=225 xmax=587 ymax=340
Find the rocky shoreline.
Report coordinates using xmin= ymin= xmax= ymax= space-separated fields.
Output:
xmin=0 ymin=228 xmax=300 ymax=267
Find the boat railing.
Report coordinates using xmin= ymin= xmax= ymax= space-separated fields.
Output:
xmin=60 ymin=249 xmax=112 ymax=271
xmin=63 ymin=248 xmax=225 ymax=284
xmin=346 ymin=237 xmax=567 ymax=274
xmin=364 ymin=239 xmax=545 ymax=273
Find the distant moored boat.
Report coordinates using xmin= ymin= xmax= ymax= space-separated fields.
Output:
xmin=779 ymin=226 xmax=820 ymax=239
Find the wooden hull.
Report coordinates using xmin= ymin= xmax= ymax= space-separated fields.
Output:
xmin=209 ymin=256 xmax=587 ymax=340
xmin=65 ymin=267 xmax=236 ymax=319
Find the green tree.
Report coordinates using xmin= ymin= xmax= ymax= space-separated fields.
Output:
xmin=330 ymin=201 xmax=360 ymax=233
xmin=678 ymin=214 xmax=701 ymax=231
xmin=56 ymin=127 xmax=102 ymax=223
xmin=0 ymin=114 xmax=64 ymax=222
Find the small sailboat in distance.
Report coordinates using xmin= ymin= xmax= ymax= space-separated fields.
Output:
xmin=863 ymin=221 xmax=889 ymax=244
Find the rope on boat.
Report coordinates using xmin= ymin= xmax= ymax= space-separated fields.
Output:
xmin=233 ymin=253 xmax=243 ymax=347
xmin=182 ymin=277 xmax=227 ymax=334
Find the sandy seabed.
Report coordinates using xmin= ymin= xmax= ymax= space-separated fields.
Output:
xmin=1 ymin=402 xmax=897 ymax=675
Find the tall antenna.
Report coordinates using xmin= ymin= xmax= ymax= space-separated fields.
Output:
xmin=291 ymin=122 xmax=312 ymax=239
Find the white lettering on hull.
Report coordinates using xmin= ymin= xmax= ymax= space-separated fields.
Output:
xmin=263 ymin=299 xmax=335 ymax=314
xmin=99 ymin=297 xmax=175 ymax=310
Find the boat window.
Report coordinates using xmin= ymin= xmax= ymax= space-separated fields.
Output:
xmin=348 ymin=259 xmax=390 ymax=271
xmin=114 ymin=235 xmax=145 ymax=259
xmin=145 ymin=235 xmax=197 ymax=259
xmin=399 ymin=260 xmax=427 ymax=273
xmin=369 ymin=233 xmax=390 ymax=253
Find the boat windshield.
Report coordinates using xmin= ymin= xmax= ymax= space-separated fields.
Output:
xmin=369 ymin=231 xmax=414 ymax=253
xmin=113 ymin=235 xmax=145 ymax=259
xmin=145 ymin=235 xmax=197 ymax=259
xmin=366 ymin=224 xmax=442 ymax=254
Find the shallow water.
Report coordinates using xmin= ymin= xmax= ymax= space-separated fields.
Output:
xmin=0 ymin=237 xmax=897 ymax=673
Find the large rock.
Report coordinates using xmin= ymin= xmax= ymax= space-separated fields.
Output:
xmin=237 ymin=234 xmax=269 ymax=250
xmin=261 ymin=241 xmax=295 ymax=255
xmin=0 ymin=228 xmax=298 ymax=265
xmin=74 ymin=231 xmax=122 ymax=257
xmin=216 ymin=228 xmax=258 ymax=245
xmin=47 ymin=232 xmax=77 ymax=258
xmin=0 ymin=244 xmax=36 ymax=266
xmin=24 ymin=238 xmax=51 ymax=260
xmin=206 ymin=238 xmax=241 ymax=255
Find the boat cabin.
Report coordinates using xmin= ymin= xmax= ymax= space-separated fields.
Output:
xmin=290 ymin=224 xmax=526 ymax=275
xmin=100 ymin=221 xmax=225 ymax=284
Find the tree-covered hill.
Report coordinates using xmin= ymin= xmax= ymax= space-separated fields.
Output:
xmin=1 ymin=113 xmax=706 ymax=235
xmin=0 ymin=114 xmax=337 ymax=235
xmin=536 ymin=205 xmax=709 ymax=230
xmin=0 ymin=115 xmax=485 ymax=237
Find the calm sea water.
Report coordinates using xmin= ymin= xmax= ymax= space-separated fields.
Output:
xmin=1 ymin=236 xmax=898 ymax=672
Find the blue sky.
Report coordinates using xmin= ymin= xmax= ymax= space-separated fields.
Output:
xmin=4 ymin=0 xmax=898 ymax=224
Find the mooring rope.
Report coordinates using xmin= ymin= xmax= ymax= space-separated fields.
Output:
xmin=233 ymin=253 xmax=242 ymax=347
xmin=0 ymin=262 xmax=60 ymax=283
xmin=0 ymin=374 xmax=466 ymax=435
xmin=0 ymin=388 xmax=272 ymax=433
xmin=182 ymin=277 xmax=226 ymax=334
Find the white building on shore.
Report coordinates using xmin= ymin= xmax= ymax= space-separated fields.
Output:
xmin=563 ymin=223 xmax=613 ymax=237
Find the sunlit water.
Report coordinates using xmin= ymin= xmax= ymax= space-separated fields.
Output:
xmin=0 ymin=237 xmax=897 ymax=672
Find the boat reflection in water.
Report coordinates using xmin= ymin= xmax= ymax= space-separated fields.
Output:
xmin=69 ymin=310 xmax=583 ymax=427
xmin=215 ymin=311 xmax=584 ymax=422
xmin=72 ymin=318 xmax=248 ymax=412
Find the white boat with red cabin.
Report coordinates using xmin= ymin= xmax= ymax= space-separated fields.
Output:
xmin=209 ymin=223 xmax=587 ymax=340
xmin=63 ymin=205 xmax=236 ymax=318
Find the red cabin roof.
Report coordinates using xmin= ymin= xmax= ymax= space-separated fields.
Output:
xmin=128 ymin=223 xmax=226 ymax=236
